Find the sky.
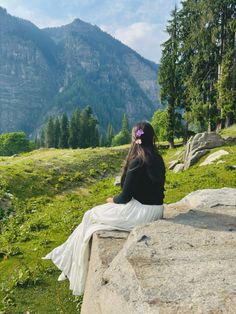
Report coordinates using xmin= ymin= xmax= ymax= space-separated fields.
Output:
xmin=0 ymin=0 xmax=181 ymax=63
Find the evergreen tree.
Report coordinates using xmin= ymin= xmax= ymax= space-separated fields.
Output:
xmin=69 ymin=108 xmax=81 ymax=149
xmin=107 ymin=123 xmax=114 ymax=146
xmin=159 ymin=6 xmax=180 ymax=148
xmin=45 ymin=116 xmax=55 ymax=148
xmin=99 ymin=134 xmax=107 ymax=147
xmin=112 ymin=113 xmax=131 ymax=146
xmin=158 ymin=0 xmax=236 ymax=137
xmin=59 ymin=113 xmax=69 ymax=148
xmin=80 ymin=106 xmax=99 ymax=148
xmin=40 ymin=129 xmax=45 ymax=148
xmin=34 ymin=135 xmax=40 ymax=149
xmin=80 ymin=106 xmax=91 ymax=148
xmin=54 ymin=117 xmax=61 ymax=149
xmin=215 ymin=1 xmax=236 ymax=129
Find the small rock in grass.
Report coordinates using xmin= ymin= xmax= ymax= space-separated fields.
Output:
xmin=216 ymin=160 xmax=225 ymax=164
xmin=168 ymin=159 xmax=180 ymax=170
xmin=173 ymin=163 xmax=184 ymax=173
xmin=199 ymin=149 xmax=229 ymax=166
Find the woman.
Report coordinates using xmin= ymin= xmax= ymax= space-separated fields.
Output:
xmin=43 ymin=121 xmax=166 ymax=296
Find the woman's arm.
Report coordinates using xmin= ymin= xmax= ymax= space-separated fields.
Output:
xmin=113 ymin=159 xmax=141 ymax=204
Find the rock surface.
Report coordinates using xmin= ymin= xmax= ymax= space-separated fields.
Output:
xmin=173 ymin=163 xmax=184 ymax=173
xmin=81 ymin=188 xmax=236 ymax=314
xmin=0 ymin=192 xmax=13 ymax=217
xmin=223 ymin=136 xmax=236 ymax=145
xmin=168 ymin=159 xmax=180 ymax=170
xmin=183 ymin=132 xmax=225 ymax=169
xmin=166 ymin=188 xmax=236 ymax=213
xmin=82 ymin=231 xmax=129 ymax=314
xmin=199 ymin=149 xmax=229 ymax=166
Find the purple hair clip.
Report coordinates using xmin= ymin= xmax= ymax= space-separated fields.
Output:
xmin=135 ymin=128 xmax=144 ymax=144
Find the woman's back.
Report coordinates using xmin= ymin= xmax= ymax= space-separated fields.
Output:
xmin=113 ymin=152 xmax=165 ymax=205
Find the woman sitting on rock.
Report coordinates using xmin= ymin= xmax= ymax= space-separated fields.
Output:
xmin=43 ymin=121 xmax=166 ymax=295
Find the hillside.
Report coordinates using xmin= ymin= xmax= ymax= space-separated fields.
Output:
xmin=0 ymin=7 xmax=160 ymax=136
xmin=0 ymin=136 xmax=236 ymax=312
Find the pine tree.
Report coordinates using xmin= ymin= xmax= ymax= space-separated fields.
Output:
xmin=171 ymin=0 xmax=236 ymax=133
xmin=159 ymin=6 xmax=180 ymax=148
xmin=107 ymin=123 xmax=114 ymax=146
xmin=112 ymin=113 xmax=131 ymax=146
xmin=80 ymin=106 xmax=99 ymax=148
xmin=69 ymin=108 xmax=81 ymax=149
xmin=80 ymin=106 xmax=91 ymax=148
xmin=54 ymin=117 xmax=61 ymax=149
xmin=59 ymin=113 xmax=69 ymax=148
xmin=99 ymin=134 xmax=107 ymax=147
xmin=40 ymin=129 xmax=45 ymax=148
xmin=34 ymin=135 xmax=40 ymax=149
xmin=215 ymin=1 xmax=236 ymax=129
xmin=45 ymin=116 xmax=55 ymax=148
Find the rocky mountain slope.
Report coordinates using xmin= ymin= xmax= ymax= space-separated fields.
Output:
xmin=0 ymin=7 xmax=160 ymax=136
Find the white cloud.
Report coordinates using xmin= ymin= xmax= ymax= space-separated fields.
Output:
xmin=102 ymin=22 xmax=168 ymax=63
xmin=0 ymin=0 xmax=75 ymax=28
xmin=0 ymin=0 xmax=173 ymax=61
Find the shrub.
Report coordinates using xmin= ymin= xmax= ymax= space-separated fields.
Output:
xmin=0 ymin=132 xmax=31 ymax=156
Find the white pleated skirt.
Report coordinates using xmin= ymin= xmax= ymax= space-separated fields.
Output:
xmin=42 ymin=198 xmax=164 ymax=295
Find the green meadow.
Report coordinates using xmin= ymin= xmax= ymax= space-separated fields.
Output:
xmin=0 ymin=133 xmax=236 ymax=313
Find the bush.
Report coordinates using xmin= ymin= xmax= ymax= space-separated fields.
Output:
xmin=111 ymin=130 xmax=131 ymax=146
xmin=0 ymin=132 xmax=31 ymax=156
xmin=112 ymin=113 xmax=131 ymax=146
xmin=151 ymin=109 xmax=168 ymax=141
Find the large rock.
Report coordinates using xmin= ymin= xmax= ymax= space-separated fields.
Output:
xmin=199 ymin=149 xmax=229 ymax=166
xmin=82 ymin=231 xmax=129 ymax=314
xmin=183 ymin=132 xmax=225 ymax=169
xmin=165 ymin=187 xmax=236 ymax=215
xmin=223 ymin=136 xmax=236 ymax=145
xmin=81 ymin=188 xmax=236 ymax=314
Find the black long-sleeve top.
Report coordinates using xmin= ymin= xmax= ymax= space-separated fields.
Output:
xmin=113 ymin=153 xmax=165 ymax=205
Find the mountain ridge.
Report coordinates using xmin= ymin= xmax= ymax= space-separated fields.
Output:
xmin=0 ymin=7 xmax=161 ymax=136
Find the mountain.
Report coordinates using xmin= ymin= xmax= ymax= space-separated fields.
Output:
xmin=0 ymin=7 xmax=161 ymax=136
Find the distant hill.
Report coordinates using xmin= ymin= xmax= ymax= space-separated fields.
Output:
xmin=0 ymin=7 xmax=161 ymax=136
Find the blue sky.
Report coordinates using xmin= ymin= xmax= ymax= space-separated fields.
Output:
xmin=0 ymin=0 xmax=181 ymax=63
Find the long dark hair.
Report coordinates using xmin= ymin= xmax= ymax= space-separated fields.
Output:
xmin=120 ymin=121 xmax=159 ymax=187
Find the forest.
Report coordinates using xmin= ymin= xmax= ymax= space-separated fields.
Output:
xmin=158 ymin=0 xmax=236 ymax=147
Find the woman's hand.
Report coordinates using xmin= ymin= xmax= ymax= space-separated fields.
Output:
xmin=106 ymin=197 xmax=113 ymax=203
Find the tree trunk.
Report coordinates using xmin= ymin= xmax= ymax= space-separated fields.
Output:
xmin=183 ymin=120 xmax=188 ymax=144
xmin=233 ymin=31 xmax=236 ymax=98
xmin=168 ymin=140 xmax=175 ymax=149
xmin=167 ymin=101 xmax=175 ymax=148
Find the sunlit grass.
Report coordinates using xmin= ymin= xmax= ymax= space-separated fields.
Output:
xmin=0 ymin=142 xmax=236 ymax=313
xmin=220 ymin=124 xmax=236 ymax=137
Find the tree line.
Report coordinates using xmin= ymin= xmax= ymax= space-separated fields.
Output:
xmin=35 ymin=106 xmax=131 ymax=149
xmin=158 ymin=0 xmax=236 ymax=147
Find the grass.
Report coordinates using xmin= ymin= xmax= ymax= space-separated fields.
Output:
xmin=0 ymin=178 xmax=119 ymax=314
xmin=164 ymin=145 xmax=236 ymax=203
xmin=0 ymin=141 xmax=236 ymax=313
xmin=219 ymin=123 xmax=236 ymax=137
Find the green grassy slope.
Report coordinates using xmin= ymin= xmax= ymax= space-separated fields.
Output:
xmin=0 ymin=140 xmax=236 ymax=313
xmin=219 ymin=124 xmax=236 ymax=137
